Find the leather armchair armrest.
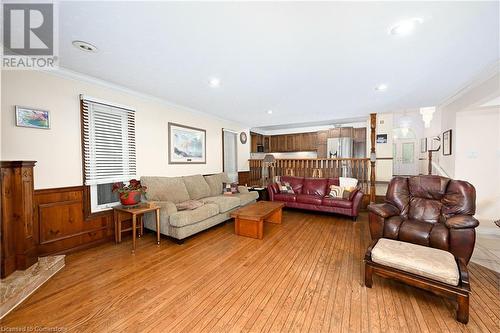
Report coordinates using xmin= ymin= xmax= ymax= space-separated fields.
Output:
xmin=445 ymin=215 xmax=479 ymax=229
xmin=367 ymin=203 xmax=400 ymax=218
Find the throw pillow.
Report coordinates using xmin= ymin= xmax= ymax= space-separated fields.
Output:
xmin=175 ymin=200 xmax=204 ymax=211
xmin=279 ymin=182 xmax=294 ymax=194
xmin=328 ymin=185 xmax=344 ymax=198
xmin=339 ymin=177 xmax=358 ymax=191
xmin=223 ymin=182 xmax=239 ymax=195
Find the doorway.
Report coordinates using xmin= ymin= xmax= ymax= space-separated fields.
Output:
xmin=223 ymin=129 xmax=238 ymax=182
xmin=393 ymin=139 xmax=418 ymax=176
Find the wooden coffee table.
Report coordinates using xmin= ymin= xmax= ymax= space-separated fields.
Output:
xmin=230 ymin=201 xmax=285 ymax=239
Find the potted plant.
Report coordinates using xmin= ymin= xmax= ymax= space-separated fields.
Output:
xmin=112 ymin=179 xmax=147 ymax=206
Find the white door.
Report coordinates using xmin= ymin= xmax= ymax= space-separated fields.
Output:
xmin=223 ymin=130 xmax=238 ymax=182
xmin=393 ymin=139 xmax=418 ymax=175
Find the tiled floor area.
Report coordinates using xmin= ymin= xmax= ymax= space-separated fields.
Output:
xmin=471 ymin=233 xmax=500 ymax=273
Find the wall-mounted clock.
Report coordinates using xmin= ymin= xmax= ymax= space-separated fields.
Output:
xmin=240 ymin=132 xmax=247 ymax=144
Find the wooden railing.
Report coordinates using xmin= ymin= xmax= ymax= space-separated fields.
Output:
xmin=248 ymin=158 xmax=370 ymax=193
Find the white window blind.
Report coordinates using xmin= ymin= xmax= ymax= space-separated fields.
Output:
xmin=81 ymin=95 xmax=136 ymax=185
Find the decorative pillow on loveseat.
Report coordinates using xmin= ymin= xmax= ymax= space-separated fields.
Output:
xmin=175 ymin=200 xmax=205 ymax=211
xmin=279 ymin=182 xmax=295 ymax=194
xmin=328 ymin=185 xmax=344 ymax=198
xmin=223 ymin=182 xmax=239 ymax=195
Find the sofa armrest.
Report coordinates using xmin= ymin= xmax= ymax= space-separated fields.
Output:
xmin=142 ymin=201 xmax=177 ymax=232
xmin=367 ymin=203 xmax=400 ymax=218
xmin=351 ymin=190 xmax=364 ymax=217
xmin=267 ymin=183 xmax=279 ymax=201
xmin=238 ymin=186 xmax=250 ymax=193
xmin=445 ymin=215 xmax=479 ymax=229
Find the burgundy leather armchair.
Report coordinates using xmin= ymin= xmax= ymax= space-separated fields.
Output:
xmin=267 ymin=176 xmax=364 ymax=220
xmin=367 ymin=175 xmax=479 ymax=263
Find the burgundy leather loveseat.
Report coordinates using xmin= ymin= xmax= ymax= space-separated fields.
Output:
xmin=267 ymin=176 xmax=364 ymax=220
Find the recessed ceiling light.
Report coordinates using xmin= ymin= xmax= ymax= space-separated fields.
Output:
xmin=209 ymin=77 xmax=221 ymax=88
xmin=389 ymin=18 xmax=423 ymax=36
xmin=72 ymin=40 xmax=98 ymax=52
xmin=267 ymin=110 xmax=273 ymax=114
xmin=375 ymin=84 xmax=388 ymax=92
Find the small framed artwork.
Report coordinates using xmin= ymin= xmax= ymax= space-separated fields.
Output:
xmin=15 ymin=106 xmax=50 ymax=129
xmin=168 ymin=122 xmax=206 ymax=164
xmin=420 ymin=137 xmax=427 ymax=153
xmin=376 ymin=134 xmax=387 ymax=144
xmin=442 ymin=130 xmax=452 ymax=156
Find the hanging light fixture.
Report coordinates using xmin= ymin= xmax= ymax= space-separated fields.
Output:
xmin=420 ymin=107 xmax=436 ymax=128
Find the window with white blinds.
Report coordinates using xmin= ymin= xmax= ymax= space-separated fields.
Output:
xmin=81 ymin=95 xmax=136 ymax=185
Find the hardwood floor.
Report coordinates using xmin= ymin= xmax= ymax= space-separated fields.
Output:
xmin=2 ymin=211 xmax=499 ymax=332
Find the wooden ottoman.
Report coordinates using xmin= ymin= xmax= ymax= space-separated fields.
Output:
xmin=364 ymin=238 xmax=470 ymax=324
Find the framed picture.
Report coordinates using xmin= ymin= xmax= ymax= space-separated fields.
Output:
xmin=442 ymin=129 xmax=452 ymax=156
xmin=15 ymin=106 xmax=50 ymax=129
xmin=168 ymin=122 xmax=206 ymax=164
xmin=376 ymin=134 xmax=387 ymax=144
xmin=420 ymin=137 xmax=427 ymax=153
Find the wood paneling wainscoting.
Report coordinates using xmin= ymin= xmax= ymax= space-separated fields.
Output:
xmin=34 ymin=186 xmax=114 ymax=256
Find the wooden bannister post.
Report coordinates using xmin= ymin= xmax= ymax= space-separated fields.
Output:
xmin=428 ymin=150 xmax=433 ymax=175
xmin=370 ymin=113 xmax=376 ymax=203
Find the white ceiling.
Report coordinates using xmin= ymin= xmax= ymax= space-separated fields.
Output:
xmin=58 ymin=1 xmax=499 ymax=127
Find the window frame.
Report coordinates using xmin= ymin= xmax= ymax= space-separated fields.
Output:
xmin=80 ymin=97 xmax=136 ymax=217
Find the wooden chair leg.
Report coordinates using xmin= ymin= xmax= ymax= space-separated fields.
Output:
xmin=138 ymin=215 xmax=142 ymax=238
xmin=457 ymin=294 xmax=469 ymax=324
xmin=364 ymin=264 xmax=373 ymax=288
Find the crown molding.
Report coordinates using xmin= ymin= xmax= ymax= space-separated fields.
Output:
xmin=438 ymin=59 xmax=500 ymax=108
xmin=38 ymin=67 xmax=249 ymax=128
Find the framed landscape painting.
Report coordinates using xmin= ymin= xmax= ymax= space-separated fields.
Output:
xmin=168 ymin=122 xmax=206 ymax=164
xmin=15 ymin=106 xmax=50 ymax=129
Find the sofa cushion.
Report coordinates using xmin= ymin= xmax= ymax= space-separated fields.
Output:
xmin=234 ymin=191 xmax=259 ymax=206
xmin=274 ymin=193 xmax=297 ymax=202
xmin=371 ymin=238 xmax=459 ymax=286
xmin=169 ymin=203 xmax=219 ymax=227
xmin=201 ymin=195 xmax=240 ymax=213
xmin=204 ymin=173 xmax=229 ymax=196
xmin=140 ymin=176 xmax=190 ymax=203
xmin=175 ymin=200 xmax=204 ymax=211
xmin=280 ymin=176 xmax=304 ymax=194
xmin=322 ymin=197 xmax=352 ymax=209
xmin=302 ymin=178 xmax=328 ymax=196
xmin=408 ymin=197 xmax=442 ymax=223
xmin=398 ymin=219 xmax=434 ymax=246
xmin=183 ymin=174 xmax=211 ymax=200
xmin=296 ymin=194 xmax=322 ymax=205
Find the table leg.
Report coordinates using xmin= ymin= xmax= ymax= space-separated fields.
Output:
xmin=266 ymin=208 xmax=282 ymax=224
xmin=156 ymin=208 xmax=161 ymax=245
xmin=140 ymin=215 xmax=144 ymax=237
xmin=132 ymin=214 xmax=137 ymax=254
xmin=117 ymin=212 xmax=122 ymax=243
xmin=113 ymin=210 xmax=118 ymax=243
xmin=138 ymin=215 xmax=142 ymax=238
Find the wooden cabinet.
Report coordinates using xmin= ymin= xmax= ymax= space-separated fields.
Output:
xmin=1 ymin=161 xmax=38 ymax=278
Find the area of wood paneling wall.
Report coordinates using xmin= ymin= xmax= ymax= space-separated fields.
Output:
xmin=34 ymin=186 xmax=114 ymax=256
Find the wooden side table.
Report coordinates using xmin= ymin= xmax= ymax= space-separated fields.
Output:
xmin=113 ymin=203 xmax=161 ymax=254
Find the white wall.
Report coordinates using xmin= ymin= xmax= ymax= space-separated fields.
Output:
xmin=1 ymin=70 xmax=250 ymax=189
xmin=455 ymin=108 xmax=500 ymax=225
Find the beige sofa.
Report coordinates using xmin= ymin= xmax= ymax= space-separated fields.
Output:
xmin=140 ymin=173 xmax=258 ymax=242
